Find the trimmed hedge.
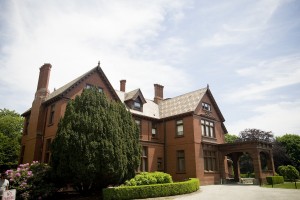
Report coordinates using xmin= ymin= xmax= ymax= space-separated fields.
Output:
xmin=125 ymin=172 xmax=172 ymax=186
xmin=103 ymin=178 xmax=200 ymax=200
xmin=266 ymin=176 xmax=284 ymax=185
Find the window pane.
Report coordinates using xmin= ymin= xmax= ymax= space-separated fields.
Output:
xmin=177 ymin=120 xmax=183 ymax=125
xmin=177 ymin=125 xmax=183 ymax=135
xmin=152 ymin=128 xmax=156 ymax=135
xmin=210 ymin=127 xmax=214 ymax=138
xmin=134 ymin=101 xmax=141 ymax=108
xmin=206 ymin=126 xmax=209 ymax=136
xmin=201 ymin=125 xmax=205 ymax=136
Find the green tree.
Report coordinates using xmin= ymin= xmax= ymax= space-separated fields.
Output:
xmin=225 ymin=134 xmax=239 ymax=143
xmin=238 ymin=128 xmax=274 ymax=143
xmin=276 ymin=134 xmax=300 ymax=171
xmin=272 ymin=140 xmax=292 ymax=171
xmin=50 ymin=88 xmax=141 ymax=194
xmin=278 ymin=165 xmax=299 ymax=188
xmin=0 ymin=108 xmax=23 ymax=171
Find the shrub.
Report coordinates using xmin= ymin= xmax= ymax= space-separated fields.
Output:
xmin=266 ymin=176 xmax=284 ymax=185
xmin=278 ymin=165 xmax=299 ymax=181
xmin=103 ymin=178 xmax=200 ymax=200
xmin=124 ymin=172 xmax=173 ymax=186
xmin=6 ymin=161 xmax=55 ymax=200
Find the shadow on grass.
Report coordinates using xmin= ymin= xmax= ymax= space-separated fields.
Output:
xmin=263 ymin=182 xmax=300 ymax=189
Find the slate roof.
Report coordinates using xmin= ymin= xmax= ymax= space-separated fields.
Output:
xmin=23 ymin=66 xmax=222 ymax=122
xmin=159 ymin=88 xmax=207 ymax=118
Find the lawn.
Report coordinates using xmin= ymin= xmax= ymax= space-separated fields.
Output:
xmin=263 ymin=182 xmax=300 ymax=189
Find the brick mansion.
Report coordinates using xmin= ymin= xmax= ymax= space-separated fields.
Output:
xmin=20 ymin=63 xmax=275 ymax=185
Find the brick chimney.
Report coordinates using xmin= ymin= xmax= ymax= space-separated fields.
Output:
xmin=36 ymin=63 xmax=51 ymax=97
xmin=120 ymin=80 xmax=126 ymax=92
xmin=154 ymin=84 xmax=164 ymax=104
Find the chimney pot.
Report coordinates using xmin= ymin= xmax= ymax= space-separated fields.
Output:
xmin=154 ymin=84 xmax=164 ymax=104
xmin=120 ymin=80 xmax=126 ymax=92
xmin=37 ymin=63 xmax=51 ymax=92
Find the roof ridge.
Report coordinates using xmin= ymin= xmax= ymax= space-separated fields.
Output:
xmin=162 ymin=87 xmax=207 ymax=103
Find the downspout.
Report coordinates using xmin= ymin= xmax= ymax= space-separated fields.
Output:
xmin=163 ymin=119 xmax=167 ymax=173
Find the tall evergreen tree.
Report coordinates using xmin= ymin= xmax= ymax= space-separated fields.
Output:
xmin=50 ymin=88 xmax=140 ymax=193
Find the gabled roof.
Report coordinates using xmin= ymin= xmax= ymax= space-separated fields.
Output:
xmin=22 ymin=65 xmax=120 ymax=116
xmin=43 ymin=66 xmax=120 ymax=104
xmin=124 ymin=88 xmax=146 ymax=104
xmin=206 ymin=88 xmax=225 ymax=122
xmin=159 ymin=88 xmax=207 ymax=118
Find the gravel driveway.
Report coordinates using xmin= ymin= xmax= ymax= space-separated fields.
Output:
xmin=144 ymin=185 xmax=300 ymax=200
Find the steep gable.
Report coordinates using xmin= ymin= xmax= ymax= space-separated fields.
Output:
xmin=43 ymin=66 xmax=120 ymax=105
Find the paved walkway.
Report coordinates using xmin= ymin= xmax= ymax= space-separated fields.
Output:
xmin=144 ymin=185 xmax=300 ymax=200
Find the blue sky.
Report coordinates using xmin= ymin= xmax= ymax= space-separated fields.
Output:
xmin=0 ymin=0 xmax=299 ymax=136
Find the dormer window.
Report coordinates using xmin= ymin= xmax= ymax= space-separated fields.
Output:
xmin=202 ymin=102 xmax=211 ymax=111
xmin=134 ymin=101 xmax=141 ymax=109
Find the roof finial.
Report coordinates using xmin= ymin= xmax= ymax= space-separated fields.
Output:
xmin=207 ymin=84 xmax=209 ymax=89
xmin=98 ymin=61 xmax=100 ymax=67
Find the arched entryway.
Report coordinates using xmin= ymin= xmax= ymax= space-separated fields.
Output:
xmin=218 ymin=141 xmax=275 ymax=184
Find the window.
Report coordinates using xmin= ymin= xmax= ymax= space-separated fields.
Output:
xmin=140 ymin=146 xmax=148 ymax=172
xmin=157 ymin=157 xmax=163 ymax=171
xmin=202 ymin=102 xmax=211 ymax=111
xmin=44 ymin=138 xmax=52 ymax=164
xmin=49 ymin=104 xmax=55 ymax=125
xmin=177 ymin=150 xmax=185 ymax=172
xmin=86 ymin=84 xmax=103 ymax=92
xmin=20 ymin=145 xmax=25 ymax=164
xmin=201 ymin=119 xmax=215 ymax=138
xmin=86 ymin=84 xmax=92 ymax=89
xmin=134 ymin=101 xmax=141 ymax=109
xmin=24 ymin=117 xmax=29 ymax=135
xmin=204 ymin=150 xmax=217 ymax=171
xmin=176 ymin=120 xmax=184 ymax=136
xmin=135 ymin=119 xmax=141 ymax=137
xmin=152 ymin=123 xmax=157 ymax=138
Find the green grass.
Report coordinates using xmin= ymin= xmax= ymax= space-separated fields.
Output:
xmin=263 ymin=182 xmax=300 ymax=189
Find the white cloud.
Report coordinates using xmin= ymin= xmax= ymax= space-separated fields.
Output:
xmin=199 ymin=0 xmax=286 ymax=47
xmin=0 ymin=0 xmax=193 ymax=114
xmin=227 ymin=101 xmax=300 ymax=136
xmin=229 ymin=54 xmax=300 ymax=101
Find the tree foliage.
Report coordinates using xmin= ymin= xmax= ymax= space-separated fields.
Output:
xmin=272 ymin=140 xmax=292 ymax=171
xmin=0 ymin=108 xmax=23 ymax=170
xmin=238 ymin=128 xmax=274 ymax=143
xmin=278 ymin=165 xmax=299 ymax=182
xmin=276 ymin=134 xmax=300 ymax=171
xmin=50 ymin=88 xmax=141 ymax=194
xmin=225 ymin=134 xmax=239 ymax=143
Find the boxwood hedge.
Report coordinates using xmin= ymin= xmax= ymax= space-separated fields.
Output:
xmin=266 ymin=176 xmax=284 ymax=185
xmin=103 ymin=178 xmax=200 ymax=200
